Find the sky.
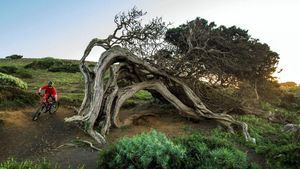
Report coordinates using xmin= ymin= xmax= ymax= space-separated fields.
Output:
xmin=0 ymin=0 xmax=300 ymax=83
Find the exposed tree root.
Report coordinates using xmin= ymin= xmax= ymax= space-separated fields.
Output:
xmin=56 ymin=140 xmax=101 ymax=151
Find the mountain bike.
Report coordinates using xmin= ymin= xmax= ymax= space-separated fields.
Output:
xmin=32 ymin=95 xmax=59 ymax=121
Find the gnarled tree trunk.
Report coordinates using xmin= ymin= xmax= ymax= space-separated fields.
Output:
xmin=65 ymin=45 xmax=255 ymax=144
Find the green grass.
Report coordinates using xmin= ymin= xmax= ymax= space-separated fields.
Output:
xmin=0 ymin=58 xmax=153 ymax=108
xmin=0 ymin=58 xmax=85 ymax=107
xmin=236 ymin=115 xmax=300 ymax=169
xmin=0 ymin=158 xmax=85 ymax=169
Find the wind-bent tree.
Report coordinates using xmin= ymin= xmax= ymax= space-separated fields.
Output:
xmin=162 ymin=18 xmax=279 ymax=97
xmin=65 ymin=8 xmax=254 ymax=144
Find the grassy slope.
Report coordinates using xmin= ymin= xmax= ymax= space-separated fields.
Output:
xmin=0 ymin=58 xmax=85 ymax=104
xmin=1 ymin=58 xmax=300 ymax=168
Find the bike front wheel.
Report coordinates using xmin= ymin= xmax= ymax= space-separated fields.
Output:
xmin=32 ymin=104 xmax=47 ymax=121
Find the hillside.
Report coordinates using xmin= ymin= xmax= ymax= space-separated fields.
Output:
xmin=0 ymin=58 xmax=300 ymax=169
xmin=0 ymin=58 xmax=86 ymax=108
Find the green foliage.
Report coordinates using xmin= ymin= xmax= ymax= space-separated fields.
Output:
xmin=164 ymin=18 xmax=279 ymax=87
xmin=211 ymin=148 xmax=248 ymax=169
xmin=59 ymin=95 xmax=83 ymax=107
xmin=133 ymin=90 xmax=153 ymax=101
xmin=99 ymin=130 xmax=186 ymax=169
xmin=266 ymin=144 xmax=300 ymax=169
xmin=0 ymin=158 xmax=59 ymax=169
xmin=0 ymin=66 xmax=18 ymax=74
xmin=0 ymin=58 xmax=85 ymax=108
xmin=174 ymin=131 xmax=253 ymax=169
xmin=48 ymin=63 xmax=80 ymax=73
xmin=15 ymin=69 xmax=33 ymax=79
xmin=5 ymin=54 xmax=23 ymax=59
xmin=99 ymin=130 xmax=256 ymax=169
xmin=0 ymin=86 xmax=39 ymax=109
xmin=24 ymin=57 xmax=80 ymax=73
xmin=279 ymin=91 xmax=300 ymax=110
xmin=0 ymin=73 xmax=28 ymax=90
xmin=260 ymin=101 xmax=300 ymax=124
xmin=0 ymin=158 xmax=85 ymax=169
xmin=238 ymin=115 xmax=300 ymax=168
xmin=24 ymin=57 xmax=63 ymax=69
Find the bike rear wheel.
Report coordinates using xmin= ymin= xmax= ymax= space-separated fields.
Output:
xmin=49 ymin=101 xmax=59 ymax=114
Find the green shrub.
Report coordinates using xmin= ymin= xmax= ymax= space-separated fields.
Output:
xmin=133 ymin=90 xmax=153 ymax=101
xmin=238 ymin=115 xmax=300 ymax=168
xmin=0 ymin=86 xmax=39 ymax=109
xmin=24 ymin=57 xmax=63 ymax=69
xmin=99 ymin=130 xmax=186 ymax=169
xmin=174 ymin=132 xmax=253 ymax=169
xmin=15 ymin=70 xmax=33 ymax=79
xmin=5 ymin=54 xmax=23 ymax=59
xmin=0 ymin=66 xmax=18 ymax=74
xmin=48 ymin=63 xmax=80 ymax=73
xmin=266 ymin=144 xmax=300 ymax=169
xmin=211 ymin=148 xmax=248 ymax=169
xmin=99 ymin=130 xmax=256 ymax=169
xmin=0 ymin=73 xmax=28 ymax=90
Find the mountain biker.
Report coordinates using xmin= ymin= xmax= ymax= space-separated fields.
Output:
xmin=38 ymin=81 xmax=57 ymax=103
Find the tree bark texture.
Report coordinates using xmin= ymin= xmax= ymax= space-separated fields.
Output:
xmin=65 ymin=45 xmax=255 ymax=144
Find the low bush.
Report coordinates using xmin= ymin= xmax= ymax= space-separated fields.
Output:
xmin=99 ymin=130 xmax=256 ymax=169
xmin=15 ymin=70 xmax=33 ymax=79
xmin=133 ymin=90 xmax=153 ymax=101
xmin=5 ymin=54 xmax=23 ymax=59
xmin=0 ymin=86 xmax=39 ymax=109
xmin=266 ymin=143 xmax=300 ymax=169
xmin=0 ymin=73 xmax=28 ymax=90
xmin=24 ymin=57 xmax=80 ymax=73
xmin=238 ymin=115 xmax=300 ymax=169
xmin=174 ymin=132 xmax=253 ymax=169
xmin=0 ymin=66 xmax=18 ymax=74
xmin=279 ymin=91 xmax=300 ymax=110
xmin=99 ymin=130 xmax=186 ymax=169
xmin=48 ymin=63 xmax=80 ymax=73
xmin=24 ymin=57 xmax=63 ymax=69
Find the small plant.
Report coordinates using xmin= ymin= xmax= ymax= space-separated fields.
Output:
xmin=0 ymin=158 xmax=86 ymax=169
xmin=0 ymin=72 xmax=28 ymax=90
xmin=99 ymin=130 xmax=186 ymax=169
xmin=0 ymin=158 xmax=59 ymax=169
xmin=175 ymin=132 xmax=253 ymax=169
xmin=133 ymin=90 xmax=153 ymax=101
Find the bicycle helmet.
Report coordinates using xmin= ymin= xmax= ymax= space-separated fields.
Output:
xmin=48 ymin=80 xmax=53 ymax=87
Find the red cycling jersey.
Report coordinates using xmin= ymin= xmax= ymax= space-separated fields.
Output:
xmin=41 ymin=85 xmax=57 ymax=96
xmin=40 ymin=85 xmax=57 ymax=102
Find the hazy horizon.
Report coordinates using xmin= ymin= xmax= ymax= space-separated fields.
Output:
xmin=1 ymin=0 xmax=300 ymax=83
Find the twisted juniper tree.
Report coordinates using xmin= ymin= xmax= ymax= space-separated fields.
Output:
xmin=65 ymin=8 xmax=254 ymax=144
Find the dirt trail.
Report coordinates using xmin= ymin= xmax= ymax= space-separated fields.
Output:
xmin=0 ymin=104 xmax=218 ymax=168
